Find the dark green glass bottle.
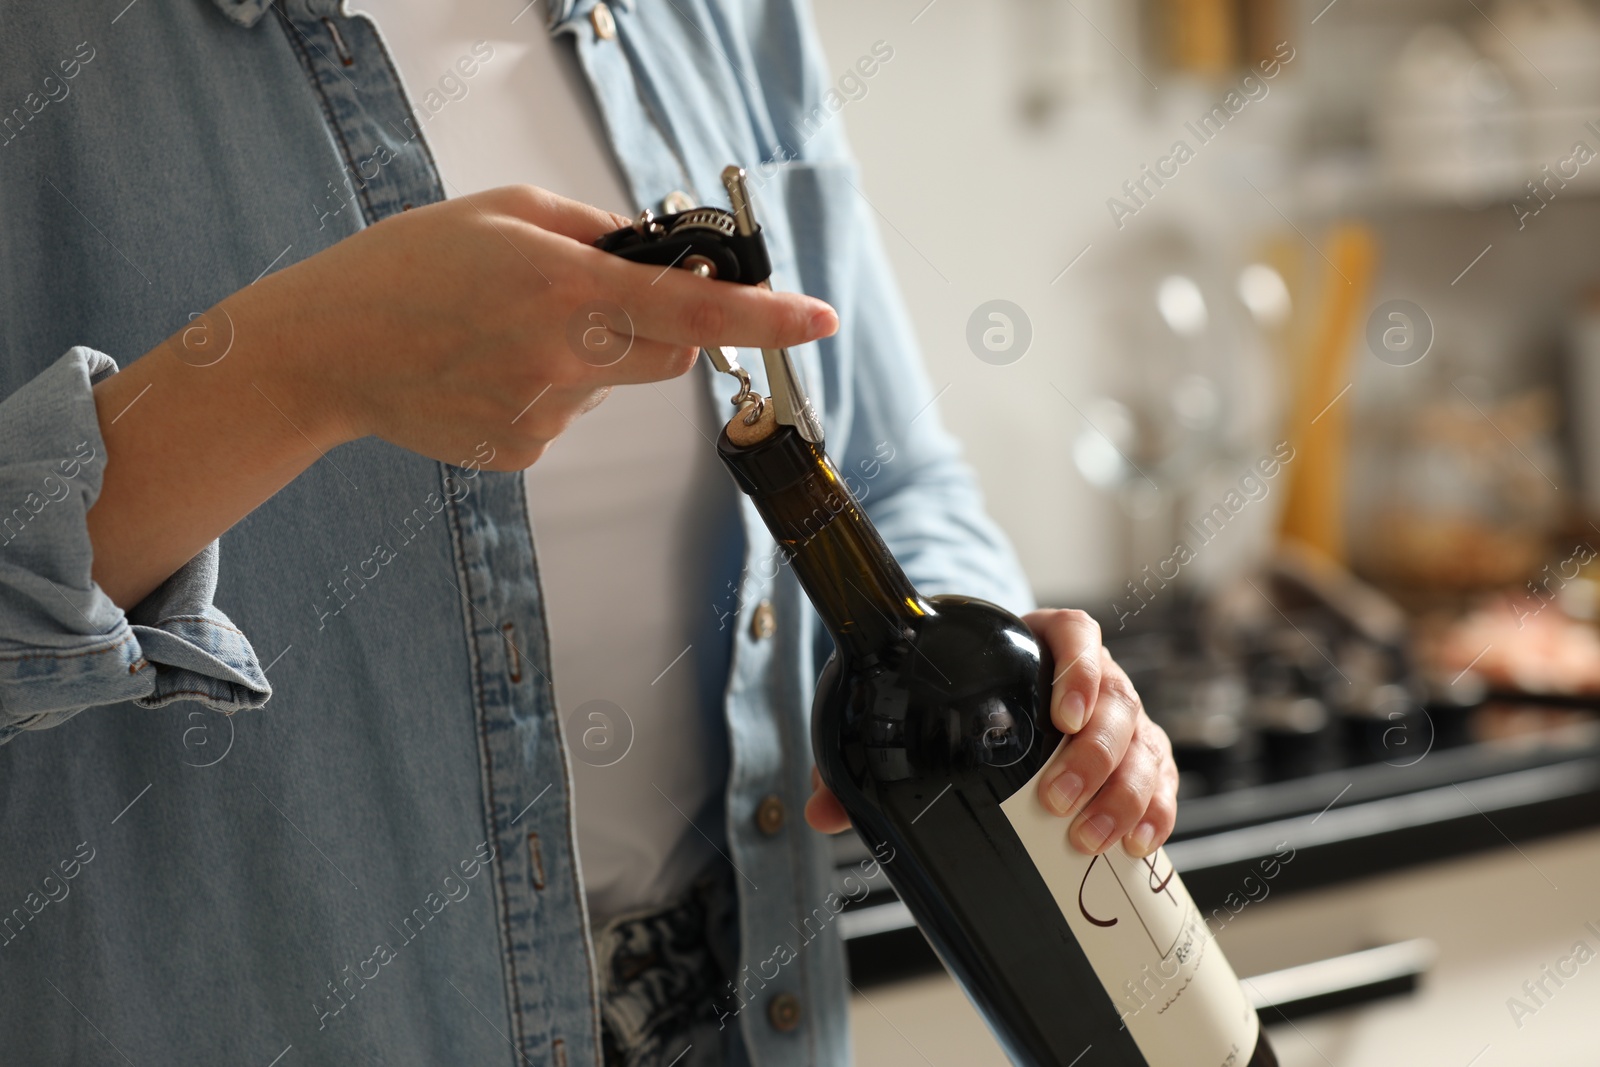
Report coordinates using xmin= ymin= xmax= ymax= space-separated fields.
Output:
xmin=718 ymin=403 xmax=1277 ymax=1067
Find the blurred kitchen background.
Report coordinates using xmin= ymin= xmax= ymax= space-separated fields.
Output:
xmin=808 ymin=0 xmax=1600 ymax=1063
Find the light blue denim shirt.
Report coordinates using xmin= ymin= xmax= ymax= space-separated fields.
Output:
xmin=0 ymin=1 xmax=1032 ymax=1064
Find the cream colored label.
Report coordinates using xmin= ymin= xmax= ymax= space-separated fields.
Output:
xmin=999 ymin=754 xmax=1258 ymax=1067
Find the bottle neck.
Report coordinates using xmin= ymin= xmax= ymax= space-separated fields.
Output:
xmin=718 ymin=420 xmax=928 ymax=658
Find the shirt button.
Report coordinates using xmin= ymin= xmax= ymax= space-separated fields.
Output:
xmin=590 ymin=2 xmax=617 ymax=40
xmin=661 ymin=189 xmax=696 ymax=214
xmin=749 ymin=600 xmax=777 ymax=640
xmin=755 ymin=794 xmax=785 ymax=836
xmin=767 ymin=992 xmax=802 ymax=1032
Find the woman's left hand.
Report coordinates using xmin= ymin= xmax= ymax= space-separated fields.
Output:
xmin=804 ymin=608 xmax=1179 ymax=859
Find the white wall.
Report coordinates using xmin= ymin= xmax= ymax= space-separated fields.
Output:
xmin=809 ymin=0 xmax=1295 ymax=606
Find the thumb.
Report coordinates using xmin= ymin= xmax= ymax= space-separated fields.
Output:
xmin=805 ymin=768 xmax=853 ymax=834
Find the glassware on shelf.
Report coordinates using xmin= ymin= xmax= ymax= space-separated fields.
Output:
xmin=1070 ymin=224 xmax=1284 ymax=586
xmin=1372 ymin=25 xmax=1521 ymax=203
xmin=1350 ymin=379 xmax=1565 ymax=594
xmin=1480 ymin=0 xmax=1600 ymax=175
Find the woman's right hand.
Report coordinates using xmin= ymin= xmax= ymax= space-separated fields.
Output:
xmin=225 ymin=184 xmax=838 ymax=469
xmin=88 ymin=185 xmax=837 ymax=607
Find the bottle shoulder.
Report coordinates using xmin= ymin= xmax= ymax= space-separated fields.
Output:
xmin=814 ymin=594 xmax=1057 ymax=799
xmin=820 ymin=594 xmax=1042 ymax=687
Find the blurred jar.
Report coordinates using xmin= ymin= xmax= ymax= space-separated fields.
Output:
xmin=1352 ymin=382 xmax=1565 ymax=592
xmin=1480 ymin=0 xmax=1600 ymax=170
xmin=1373 ymin=25 xmax=1521 ymax=202
xmin=1481 ymin=0 xmax=1600 ymax=107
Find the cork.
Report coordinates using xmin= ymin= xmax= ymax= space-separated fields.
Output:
xmin=724 ymin=398 xmax=778 ymax=447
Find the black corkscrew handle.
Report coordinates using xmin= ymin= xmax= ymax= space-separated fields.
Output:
xmin=594 ymin=207 xmax=771 ymax=286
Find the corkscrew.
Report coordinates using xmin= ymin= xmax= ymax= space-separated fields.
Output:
xmin=594 ymin=165 xmax=824 ymax=443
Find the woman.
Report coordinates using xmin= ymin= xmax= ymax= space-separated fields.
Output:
xmin=0 ymin=2 xmax=1177 ymax=1063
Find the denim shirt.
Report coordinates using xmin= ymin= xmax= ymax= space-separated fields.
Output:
xmin=0 ymin=2 xmax=1032 ymax=1064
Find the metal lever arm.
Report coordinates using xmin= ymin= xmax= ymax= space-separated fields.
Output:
xmin=719 ymin=166 xmax=824 ymax=444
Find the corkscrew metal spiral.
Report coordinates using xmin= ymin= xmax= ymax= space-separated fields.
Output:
xmin=705 ymin=345 xmax=763 ymax=424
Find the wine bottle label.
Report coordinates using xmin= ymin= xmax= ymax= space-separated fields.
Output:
xmin=999 ymin=755 xmax=1259 ymax=1067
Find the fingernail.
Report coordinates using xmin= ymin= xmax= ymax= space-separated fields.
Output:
xmin=809 ymin=307 xmax=838 ymax=336
xmin=1059 ymin=691 xmax=1086 ymax=733
xmin=1125 ymin=821 xmax=1157 ymax=857
xmin=1045 ymin=772 xmax=1083 ymax=816
xmin=1074 ymin=813 xmax=1116 ymax=854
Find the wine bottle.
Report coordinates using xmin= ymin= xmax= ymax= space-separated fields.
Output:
xmin=718 ymin=402 xmax=1277 ymax=1067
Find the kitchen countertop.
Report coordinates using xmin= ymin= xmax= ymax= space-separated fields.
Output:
xmin=850 ymin=826 xmax=1600 ymax=1065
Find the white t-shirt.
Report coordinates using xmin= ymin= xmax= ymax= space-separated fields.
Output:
xmin=356 ymin=0 xmax=734 ymax=927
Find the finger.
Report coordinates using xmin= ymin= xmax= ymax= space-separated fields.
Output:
xmin=1069 ymin=717 xmax=1169 ymax=855
xmin=1024 ymin=608 xmax=1103 ymax=735
xmin=805 ymin=767 xmax=852 ymax=833
xmin=1123 ymin=756 xmax=1179 ymax=859
xmin=504 ymin=382 xmax=613 ymax=447
xmin=587 ymin=250 xmax=839 ymax=351
xmin=805 ymin=789 xmax=852 ymax=834
xmin=557 ymin=320 xmax=702 ymax=387
xmin=482 ymin=191 xmax=838 ymax=351
xmin=1037 ymin=647 xmax=1139 ymax=819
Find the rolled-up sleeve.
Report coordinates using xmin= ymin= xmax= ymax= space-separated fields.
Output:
xmin=0 ymin=347 xmax=270 ymax=743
